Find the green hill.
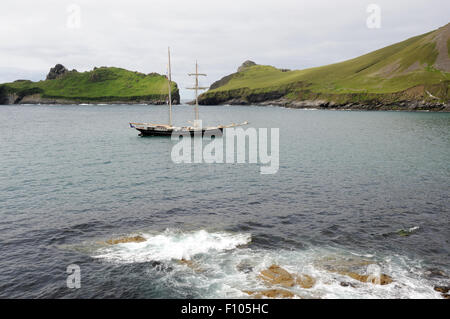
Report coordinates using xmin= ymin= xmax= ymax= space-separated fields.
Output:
xmin=0 ymin=64 xmax=180 ymax=105
xmin=199 ymin=23 xmax=450 ymax=111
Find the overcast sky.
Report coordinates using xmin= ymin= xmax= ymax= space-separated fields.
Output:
xmin=1 ymin=0 xmax=449 ymax=99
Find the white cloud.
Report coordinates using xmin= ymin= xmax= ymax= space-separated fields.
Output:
xmin=1 ymin=0 xmax=449 ymax=99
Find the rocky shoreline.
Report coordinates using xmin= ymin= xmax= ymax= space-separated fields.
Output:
xmin=0 ymin=92 xmax=179 ymax=106
xmin=228 ymin=97 xmax=450 ymax=112
xmin=0 ymin=92 xmax=177 ymax=105
xmin=198 ymin=84 xmax=450 ymax=112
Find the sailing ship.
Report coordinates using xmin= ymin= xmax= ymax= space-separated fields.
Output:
xmin=129 ymin=48 xmax=248 ymax=137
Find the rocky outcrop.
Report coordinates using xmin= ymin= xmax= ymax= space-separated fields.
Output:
xmin=434 ymin=286 xmax=449 ymax=294
xmin=106 ymin=235 xmax=146 ymax=245
xmin=171 ymin=82 xmax=180 ymax=105
xmin=258 ymin=264 xmax=316 ymax=289
xmin=238 ymin=60 xmax=256 ymax=72
xmin=339 ymin=271 xmax=393 ymax=285
xmin=296 ymin=274 xmax=316 ymax=289
xmin=243 ymin=289 xmax=296 ymax=299
xmin=242 ymin=265 xmax=316 ymax=299
xmin=46 ymin=64 xmax=69 ymax=80
xmin=434 ymin=286 xmax=450 ymax=299
xmin=259 ymin=265 xmax=298 ymax=288
xmin=315 ymin=256 xmax=394 ymax=286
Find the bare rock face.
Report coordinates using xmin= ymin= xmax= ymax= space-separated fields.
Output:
xmin=238 ymin=60 xmax=256 ymax=72
xmin=46 ymin=64 xmax=68 ymax=80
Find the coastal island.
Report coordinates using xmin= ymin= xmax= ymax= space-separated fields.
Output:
xmin=0 ymin=64 xmax=180 ymax=105
xmin=198 ymin=23 xmax=450 ymax=111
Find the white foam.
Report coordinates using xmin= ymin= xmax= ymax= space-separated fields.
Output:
xmin=157 ymin=246 xmax=442 ymax=299
xmin=91 ymin=230 xmax=443 ymax=299
xmin=93 ymin=229 xmax=251 ymax=263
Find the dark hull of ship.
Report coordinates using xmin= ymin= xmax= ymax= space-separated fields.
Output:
xmin=137 ymin=127 xmax=223 ymax=137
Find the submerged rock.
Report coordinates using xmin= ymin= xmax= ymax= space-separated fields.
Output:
xmin=434 ymin=286 xmax=450 ymax=294
xmin=315 ymin=256 xmax=393 ymax=285
xmin=150 ymin=261 xmax=173 ymax=272
xmin=296 ymin=274 xmax=316 ymax=289
xmin=338 ymin=271 xmax=393 ymax=285
xmin=259 ymin=265 xmax=296 ymax=288
xmin=397 ymin=230 xmax=411 ymax=237
xmin=106 ymin=235 xmax=146 ymax=245
xmin=244 ymin=289 xmax=296 ymax=299
xmin=259 ymin=265 xmax=316 ymax=290
xmin=179 ymin=258 xmax=204 ymax=273
xmin=236 ymin=260 xmax=254 ymax=273
xmin=396 ymin=226 xmax=419 ymax=237
xmin=340 ymin=281 xmax=357 ymax=288
xmin=425 ymin=268 xmax=449 ymax=279
xmin=315 ymin=256 xmax=375 ymax=271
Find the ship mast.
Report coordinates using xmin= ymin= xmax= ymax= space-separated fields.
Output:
xmin=167 ymin=47 xmax=173 ymax=127
xmin=188 ymin=61 xmax=208 ymax=126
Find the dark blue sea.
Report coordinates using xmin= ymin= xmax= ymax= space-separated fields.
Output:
xmin=0 ymin=104 xmax=449 ymax=298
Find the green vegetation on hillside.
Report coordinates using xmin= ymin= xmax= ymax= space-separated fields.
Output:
xmin=1 ymin=66 xmax=179 ymax=104
xmin=200 ymin=23 xmax=450 ymax=106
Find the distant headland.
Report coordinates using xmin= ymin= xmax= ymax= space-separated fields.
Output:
xmin=199 ymin=23 xmax=450 ymax=112
xmin=0 ymin=64 xmax=180 ymax=105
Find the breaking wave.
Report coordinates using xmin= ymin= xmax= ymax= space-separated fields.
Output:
xmin=93 ymin=229 xmax=251 ymax=263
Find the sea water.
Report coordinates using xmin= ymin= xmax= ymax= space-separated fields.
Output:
xmin=0 ymin=104 xmax=449 ymax=298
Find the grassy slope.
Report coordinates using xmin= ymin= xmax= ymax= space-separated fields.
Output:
xmin=202 ymin=26 xmax=450 ymax=104
xmin=2 ymin=67 xmax=178 ymax=102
